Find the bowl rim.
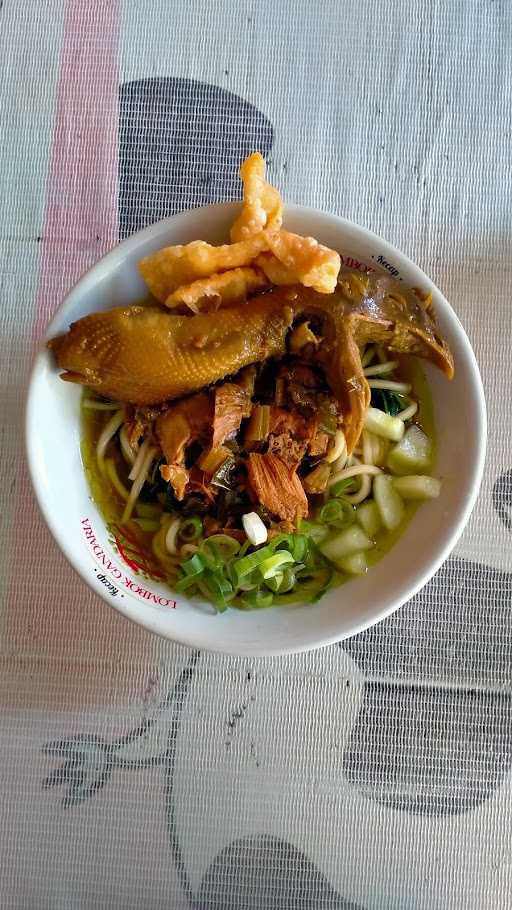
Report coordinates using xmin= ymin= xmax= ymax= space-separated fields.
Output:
xmin=25 ymin=202 xmax=487 ymax=655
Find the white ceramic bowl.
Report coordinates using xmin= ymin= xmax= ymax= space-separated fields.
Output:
xmin=26 ymin=203 xmax=486 ymax=656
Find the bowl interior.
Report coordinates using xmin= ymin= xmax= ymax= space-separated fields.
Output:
xmin=26 ymin=204 xmax=486 ymax=656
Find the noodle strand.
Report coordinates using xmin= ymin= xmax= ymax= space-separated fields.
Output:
xmin=327 ymin=463 xmax=382 ymax=489
xmin=396 ymin=401 xmax=418 ymax=421
xmin=344 ymin=473 xmax=372 ymax=505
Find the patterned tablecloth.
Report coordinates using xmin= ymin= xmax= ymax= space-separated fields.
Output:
xmin=2 ymin=1 xmax=512 ymax=907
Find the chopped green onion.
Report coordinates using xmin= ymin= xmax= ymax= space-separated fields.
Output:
xmin=135 ymin=501 xmax=162 ymax=519
xmin=175 ymin=522 xmax=339 ymax=613
xmin=288 ymin=535 xmax=307 ymax=562
xmin=236 ymin=570 xmax=260 ymax=592
xmin=133 ymin=517 xmax=160 ymax=533
xmin=270 ymin=533 xmax=308 ymax=562
xmin=179 ymin=516 xmax=203 ymax=542
xmin=182 ymin=553 xmax=206 ymax=578
xmin=242 ymin=511 xmax=268 ymax=546
xmin=277 ymin=567 xmax=297 ymax=593
xmin=196 ymin=577 xmax=231 ymax=612
xmin=201 ymin=535 xmax=241 ymax=561
xmin=329 ymin=477 xmax=358 ymax=498
xmin=240 ymin=589 xmax=274 ymax=610
xmin=265 ymin=567 xmax=296 ymax=594
xmin=237 ymin=539 xmax=252 ymax=558
xmin=299 ymin=521 xmax=329 ymax=544
xmin=176 ymin=573 xmax=202 ymax=593
xmin=204 ymin=572 xmax=233 ymax=601
xmin=232 ymin=545 xmax=275 ymax=582
xmin=264 ymin=572 xmax=284 ymax=593
xmin=274 ymin=566 xmax=334 ymax=605
xmin=319 ymin=499 xmax=355 ymax=529
xmin=259 ymin=551 xmax=295 ymax=580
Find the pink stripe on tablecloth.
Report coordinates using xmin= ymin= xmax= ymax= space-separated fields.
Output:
xmin=33 ymin=0 xmax=119 ymax=337
xmin=7 ymin=2 xmax=120 ymax=648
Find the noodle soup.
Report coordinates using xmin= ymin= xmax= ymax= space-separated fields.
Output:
xmin=80 ymin=349 xmax=438 ymax=612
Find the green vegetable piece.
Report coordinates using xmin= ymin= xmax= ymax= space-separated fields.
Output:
xmin=373 ymin=474 xmax=405 ymax=530
xmin=364 ymin=406 xmax=405 ymax=442
xmin=182 ymin=553 xmax=206 ymax=577
xmin=338 ymin=551 xmax=368 ymax=576
xmin=201 ymin=534 xmax=240 ymax=560
xmin=133 ymin=518 xmax=160 ymax=532
xmin=320 ymin=526 xmax=373 ymax=561
xmin=392 ymin=475 xmax=441 ymax=499
xmin=179 ymin=516 xmax=203 ymax=542
xmin=386 ymin=425 xmax=432 ymax=475
xmin=329 ymin=477 xmax=358 ymax=498
xmin=232 ymin=545 xmax=275 ymax=582
xmin=274 ymin=565 xmax=334 ymax=605
xmin=265 ymin=572 xmax=284 ymax=593
xmin=356 ymin=500 xmax=382 ymax=537
xmin=135 ymin=502 xmax=162 ymax=519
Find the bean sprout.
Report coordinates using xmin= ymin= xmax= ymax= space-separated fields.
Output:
xmin=165 ymin=518 xmax=181 ymax=555
xmin=122 ymin=445 xmax=158 ymax=524
xmin=120 ymin=425 xmax=137 ymax=466
xmin=128 ymin=437 xmax=151 ymax=481
xmin=96 ymin=409 xmax=125 ymax=475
